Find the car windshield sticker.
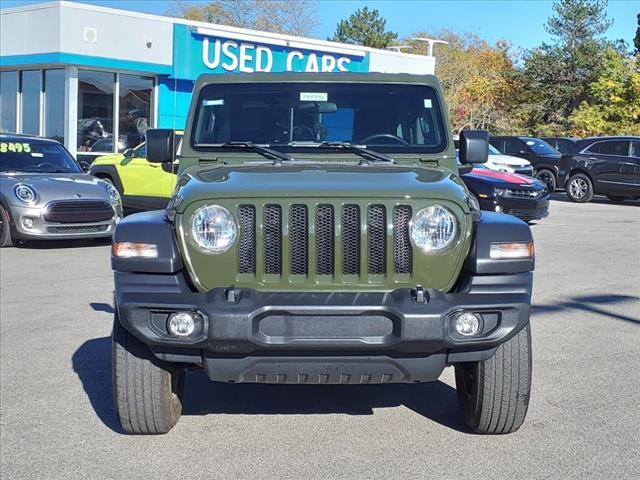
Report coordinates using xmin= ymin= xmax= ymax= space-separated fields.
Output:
xmin=300 ymin=92 xmax=328 ymax=102
xmin=0 ymin=142 xmax=32 ymax=153
xmin=424 ymin=99 xmax=433 ymax=108
xmin=203 ymin=99 xmax=224 ymax=106
xmin=31 ymin=152 xmax=44 ymax=157
xmin=526 ymin=141 xmax=535 ymax=145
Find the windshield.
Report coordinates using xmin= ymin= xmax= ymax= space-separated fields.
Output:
xmin=0 ymin=140 xmax=81 ymax=173
xmin=488 ymin=144 xmax=501 ymax=155
xmin=523 ymin=138 xmax=558 ymax=155
xmin=192 ymin=82 xmax=447 ymax=153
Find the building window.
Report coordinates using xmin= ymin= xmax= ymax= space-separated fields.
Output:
xmin=119 ymin=74 xmax=154 ymax=151
xmin=0 ymin=71 xmax=18 ymax=133
xmin=44 ymin=69 xmax=65 ymax=143
xmin=77 ymin=70 xmax=115 ymax=153
xmin=20 ymin=70 xmax=41 ymax=136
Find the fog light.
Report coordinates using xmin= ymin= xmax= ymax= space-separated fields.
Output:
xmin=167 ymin=312 xmax=195 ymax=337
xmin=494 ymin=205 xmax=503 ymax=213
xmin=22 ymin=217 xmax=35 ymax=229
xmin=455 ymin=312 xmax=481 ymax=336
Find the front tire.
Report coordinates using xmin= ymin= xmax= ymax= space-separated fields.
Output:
xmin=0 ymin=205 xmax=13 ymax=248
xmin=455 ymin=323 xmax=532 ymax=434
xmin=566 ymin=173 xmax=593 ymax=203
xmin=112 ymin=313 xmax=185 ymax=434
xmin=534 ymin=169 xmax=556 ymax=192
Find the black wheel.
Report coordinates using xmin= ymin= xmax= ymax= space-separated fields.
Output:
xmin=454 ymin=323 xmax=532 ymax=434
xmin=606 ymin=195 xmax=627 ymax=203
xmin=112 ymin=313 xmax=185 ymax=434
xmin=566 ymin=173 xmax=593 ymax=203
xmin=534 ymin=169 xmax=556 ymax=192
xmin=0 ymin=205 xmax=13 ymax=248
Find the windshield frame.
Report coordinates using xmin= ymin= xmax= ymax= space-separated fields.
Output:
xmin=189 ymin=81 xmax=450 ymax=156
xmin=0 ymin=138 xmax=82 ymax=174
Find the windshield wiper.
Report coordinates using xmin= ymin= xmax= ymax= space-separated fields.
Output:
xmin=317 ymin=141 xmax=395 ymax=164
xmin=219 ymin=141 xmax=293 ymax=164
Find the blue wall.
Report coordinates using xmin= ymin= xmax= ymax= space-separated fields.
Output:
xmin=157 ymin=24 xmax=371 ymax=129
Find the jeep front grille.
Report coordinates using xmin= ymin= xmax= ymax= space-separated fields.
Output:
xmin=236 ymin=202 xmax=413 ymax=281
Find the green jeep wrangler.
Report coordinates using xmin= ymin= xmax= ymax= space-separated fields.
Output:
xmin=111 ymin=73 xmax=534 ymax=435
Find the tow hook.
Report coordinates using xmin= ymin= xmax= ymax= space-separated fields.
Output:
xmin=412 ymin=285 xmax=428 ymax=304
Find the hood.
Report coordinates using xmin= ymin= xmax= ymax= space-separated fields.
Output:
xmin=466 ymin=168 xmax=539 ymax=187
xmin=177 ymin=163 xmax=469 ymax=211
xmin=487 ymin=154 xmax=531 ymax=167
xmin=1 ymin=173 xmax=112 ymax=206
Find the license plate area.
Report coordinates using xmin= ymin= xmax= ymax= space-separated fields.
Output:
xmin=258 ymin=314 xmax=394 ymax=342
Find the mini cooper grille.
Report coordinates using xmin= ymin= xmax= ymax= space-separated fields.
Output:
xmin=238 ymin=206 xmax=256 ymax=274
xmin=236 ymin=203 xmax=413 ymax=280
xmin=43 ymin=200 xmax=114 ymax=224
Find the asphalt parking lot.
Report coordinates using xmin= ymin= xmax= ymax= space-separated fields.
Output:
xmin=1 ymin=194 xmax=639 ymax=480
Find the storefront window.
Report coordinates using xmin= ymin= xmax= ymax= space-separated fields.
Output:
xmin=20 ymin=70 xmax=41 ymax=135
xmin=0 ymin=71 xmax=18 ymax=133
xmin=119 ymin=74 xmax=154 ymax=151
xmin=44 ymin=69 xmax=65 ymax=143
xmin=77 ymin=70 xmax=115 ymax=153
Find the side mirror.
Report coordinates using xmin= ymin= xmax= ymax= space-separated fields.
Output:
xmin=459 ymin=130 xmax=489 ymax=164
xmin=458 ymin=164 xmax=473 ymax=175
xmin=79 ymin=160 xmax=91 ymax=172
xmin=146 ymin=129 xmax=175 ymax=164
xmin=519 ymin=150 xmax=530 ymax=156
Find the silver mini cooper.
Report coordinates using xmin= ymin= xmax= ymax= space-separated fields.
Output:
xmin=0 ymin=134 xmax=123 ymax=247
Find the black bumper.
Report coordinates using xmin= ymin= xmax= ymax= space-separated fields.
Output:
xmin=115 ymin=271 xmax=532 ymax=384
xmin=479 ymin=195 xmax=549 ymax=221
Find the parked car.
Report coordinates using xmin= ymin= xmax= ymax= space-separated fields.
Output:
xmin=462 ymin=164 xmax=549 ymax=222
xmin=0 ymin=134 xmax=123 ymax=247
xmin=110 ymin=73 xmax=535 ymax=435
xmin=490 ymin=136 xmax=561 ymax=191
xmin=456 ymin=139 xmax=533 ymax=176
xmin=542 ymin=137 xmax=578 ymax=154
xmin=90 ymin=131 xmax=183 ymax=211
xmin=558 ymin=136 xmax=640 ymax=203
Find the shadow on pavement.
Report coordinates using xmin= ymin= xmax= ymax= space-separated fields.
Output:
xmin=90 ymin=302 xmax=115 ymax=314
xmin=549 ymin=193 xmax=640 ymax=206
xmin=533 ymin=293 xmax=639 ymax=325
xmin=73 ymin=336 xmax=466 ymax=434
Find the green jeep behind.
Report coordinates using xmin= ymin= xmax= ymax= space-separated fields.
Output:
xmin=111 ymin=73 xmax=534 ymax=435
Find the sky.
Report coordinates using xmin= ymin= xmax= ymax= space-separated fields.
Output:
xmin=2 ymin=0 xmax=638 ymax=50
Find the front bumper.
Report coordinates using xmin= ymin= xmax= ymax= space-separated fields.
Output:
xmin=480 ymin=195 xmax=549 ymax=221
xmin=115 ymin=271 xmax=532 ymax=384
xmin=9 ymin=202 xmax=122 ymax=240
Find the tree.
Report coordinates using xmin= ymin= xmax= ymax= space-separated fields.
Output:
xmin=407 ymin=31 xmax=521 ymax=134
xmin=635 ymin=13 xmax=640 ymax=54
xmin=570 ymin=49 xmax=640 ymax=135
xmin=520 ymin=0 xmax=613 ymax=135
xmin=168 ymin=0 xmax=318 ymax=37
xmin=329 ymin=7 xmax=397 ymax=48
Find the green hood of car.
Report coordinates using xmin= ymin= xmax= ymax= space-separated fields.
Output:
xmin=175 ymin=163 xmax=469 ymax=208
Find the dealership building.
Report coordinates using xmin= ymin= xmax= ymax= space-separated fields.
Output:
xmin=0 ymin=1 xmax=434 ymax=160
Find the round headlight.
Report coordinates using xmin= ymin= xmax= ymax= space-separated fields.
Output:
xmin=410 ymin=205 xmax=458 ymax=253
xmin=103 ymin=182 xmax=120 ymax=202
xmin=14 ymin=184 xmax=37 ymax=204
xmin=191 ymin=204 xmax=237 ymax=254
